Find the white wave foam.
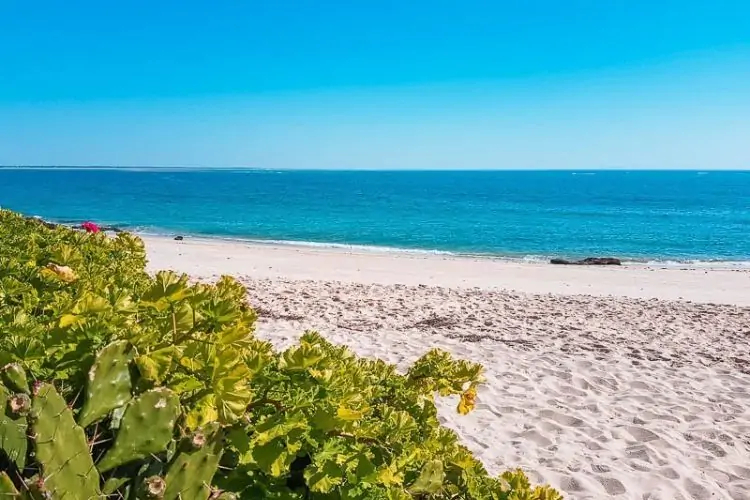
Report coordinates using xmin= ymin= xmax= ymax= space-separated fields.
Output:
xmin=214 ymin=237 xmax=458 ymax=256
xmin=633 ymin=259 xmax=750 ymax=269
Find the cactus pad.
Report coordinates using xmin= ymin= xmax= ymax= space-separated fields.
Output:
xmin=0 ymin=385 xmax=28 ymax=469
xmin=1 ymin=364 xmax=29 ymax=394
xmin=31 ymin=383 xmax=101 ymax=498
xmin=97 ymin=387 xmax=180 ymax=472
xmin=162 ymin=423 xmax=223 ymax=500
xmin=0 ymin=471 xmax=20 ymax=496
xmin=78 ymin=340 xmax=134 ymax=428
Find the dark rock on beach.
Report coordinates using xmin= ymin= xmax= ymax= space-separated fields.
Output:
xmin=174 ymin=235 xmax=184 ymax=241
xmin=550 ymin=257 xmax=622 ymax=266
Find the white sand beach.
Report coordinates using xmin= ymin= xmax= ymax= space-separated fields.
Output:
xmin=145 ymin=236 xmax=750 ymax=500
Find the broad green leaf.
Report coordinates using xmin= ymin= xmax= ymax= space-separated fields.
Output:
xmin=72 ymin=292 xmax=110 ymax=315
xmin=167 ymin=373 xmax=204 ymax=394
xmin=409 ymin=460 xmax=444 ymax=495
xmin=173 ymin=301 xmax=195 ymax=333
xmin=253 ymin=413 xmax=308 ymax=446
xmin=227 ymin=428 xmax=251 ymax=455
xmin=218 ymin=325 xmax=252 ymax=346
xmin=377 ymin=466 xmax=404 ymax=487
xmin=204 ymin=299 xmax=241 ymax=327
xmin=185 ymin=394 xmax=219 ymax=430
xmin=251 ymin=440 xmax=294 ymax=477
xmin=142 ymin=270 xmax=191 ymax=305
xmin=384 ymin=487 xmax=411 ymax=500
xmin=107 ymin=287 xmax=137 ymax=314
xmin=304 ymin=461 xmax=344 ymax=493
xmin=281 ymin=344 xmax=324 ymax=372
xmin=135 ymin=346 xmax=176 ymax=384
xmin=311 ymin=408 xmax=338 ymax=432
xmin=213 ymin=362 xmax=252 ymax=424
xmin=179 ymin=341 xmax=210 ymax=371
xmin=58 ymin=313 xmax=81 ymax=328
xmin=337 ymin=406 xmax=364 ymax=421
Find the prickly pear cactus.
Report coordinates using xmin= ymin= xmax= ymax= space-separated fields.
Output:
xmin=1 ymin=364 xmax=29 ymax=393
xmin=140 ymin=475 xmax=166 ymax=498
xmin=97 ymin=387 xmax=180 ymax=472
xmin=31 ymin=383 xmax=101 ymax=498
xmin=162 ymin=423 xmax=223 ymax=500
xmin=0 ymin=384 xmax=28 ymax=469
xmin=0 ymin=471 xmax=20 ymax=496
xmin=78 ymin=340 xmax=134 ymax=428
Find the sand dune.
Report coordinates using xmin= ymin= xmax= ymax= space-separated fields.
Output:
xmin=145 ymin=236 xmax=750 ymax=499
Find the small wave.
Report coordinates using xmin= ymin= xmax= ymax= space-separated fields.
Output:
xmin=634 ymin=259 xmax=750 ymax=269
xmin=198 ymin=236 xmax=458 ymax=256
xmin=129 ymin=230 xmax=750 ymax=267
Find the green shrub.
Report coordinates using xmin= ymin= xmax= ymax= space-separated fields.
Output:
xmin=0 ymin=209 xmax=562 ymax=499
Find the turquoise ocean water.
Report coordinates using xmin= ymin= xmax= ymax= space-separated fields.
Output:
xmin=1 ymin=168 xmax=748 ymax=265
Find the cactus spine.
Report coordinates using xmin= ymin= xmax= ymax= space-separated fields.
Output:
xmin=97 ymin=387 xmax=180 ymax=472
xmin=31 ymin=383 xmax=101 ymax=498
xmin=78 ymin=340 xmax=134 ymax=428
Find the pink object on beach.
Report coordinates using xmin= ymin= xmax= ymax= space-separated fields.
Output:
xmin=81 ymin=221 xmax=101 ymax=233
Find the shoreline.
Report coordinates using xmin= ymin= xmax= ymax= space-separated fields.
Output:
xmin=23 ymin=215 xmax=750 ymax=268
xmin=138 ymin=230 xmax=750 ymax=269
xmin=143 ymin=234 xmax=750 ymax=305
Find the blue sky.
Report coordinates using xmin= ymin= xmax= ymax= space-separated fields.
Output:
xmin=1 ymin=1 xmax=749 ymax=169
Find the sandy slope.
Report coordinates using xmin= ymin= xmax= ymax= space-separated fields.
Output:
xmin=145 ymin=236 xmax=750 ymax=499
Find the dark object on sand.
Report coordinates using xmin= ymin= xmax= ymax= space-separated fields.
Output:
xmin=174 ymin=235 xmax=184 ymax=241
xmin=550 ymin=257 xmax=622 ymax=266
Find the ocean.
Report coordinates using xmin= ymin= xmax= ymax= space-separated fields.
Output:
xmin=1 ymin=168 xmax=748 ymax=265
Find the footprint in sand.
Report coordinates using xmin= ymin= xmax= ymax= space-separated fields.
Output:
xmin=659 ymin=467 xmax=680 ymax=479
xmin=684 ymin=477 xmax=712 ymax=500
xmin=558 ymin=475 xmax=585 ymax=493
xmin=596 ymin=477 xmax=627 ymax=495
xmin=519 ymin=430 xmax=554 ymax=448
xmin=626 ymin=426 xmax=661 ymax=442
xmin=539 ymin=409 xmax=584 ymax=427
xmin=732 ymin=465 xmax=750 ymax=480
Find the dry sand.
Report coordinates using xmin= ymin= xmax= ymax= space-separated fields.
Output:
xmin=145 ymin=236 xmax=750 ymax=500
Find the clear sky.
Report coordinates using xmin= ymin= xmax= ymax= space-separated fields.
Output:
xmin=1 ymin=1 xmax=749 ymax=169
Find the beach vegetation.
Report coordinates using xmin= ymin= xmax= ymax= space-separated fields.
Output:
xmin=0 ymin=209 xmax=561 ymax=499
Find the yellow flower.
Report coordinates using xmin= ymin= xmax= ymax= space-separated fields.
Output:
xmin=457 ymin=385 xmax=477 ymax=415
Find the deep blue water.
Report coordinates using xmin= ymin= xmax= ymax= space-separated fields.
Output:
xmin=1 ymin=168 xmax=749 ymax=264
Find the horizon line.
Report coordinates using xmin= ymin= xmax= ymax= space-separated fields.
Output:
xmin=1 ymin=165 xmax=748 ymax=173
